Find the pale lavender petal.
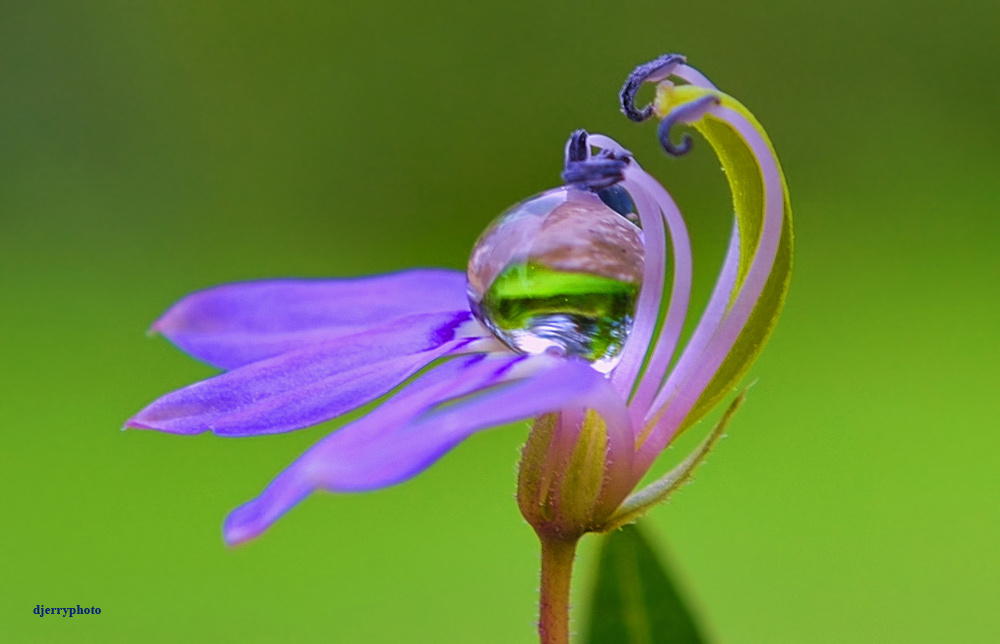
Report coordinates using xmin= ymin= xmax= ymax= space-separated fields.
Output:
xmin=584 ymin=134 xmax=630 ymax=158
xmin=607 ymin=159 xmax=666 ymax=399
xmin=616 ymin=162 xmax=693 ymax=417
xmin=645 ymin=218 xmax=740 ymax=422
xmin=223 ymin=354 xmax=633 ymax=545
xmin=152 ymin=269 xmax=469 ymax=369
xmin=671 ymin=64 xmax=718 ymax=90
xmin=125 ymin=312 xmax=473 ymax=436
xmin=637 ymin=104 xmax=784 ymax=472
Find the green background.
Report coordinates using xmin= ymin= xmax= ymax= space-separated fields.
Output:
xmin=2 ymin=1 xmax=997 ymax=642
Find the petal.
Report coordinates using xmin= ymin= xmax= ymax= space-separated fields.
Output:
xmin=671 ymin=63 xmax=717 ymax=90
xmin=646 ymin=217 xmax=740 ymax=423
xmin=638 ymin=86 xmax=792 ymax=473
xmin=607 ymin=157 xmax=668 ymax=398
xmin=223 ymin=354 xmax=631 ymax=545
xmin=125 ymin=311 xmax=473 ymax=436
xmin=615 ymin=160 xmax=693 ymax=417
xmin=152 ymin=269 xmax=470 ymax=369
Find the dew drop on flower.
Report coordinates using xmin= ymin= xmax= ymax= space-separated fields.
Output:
xmin=467 ymin=187 xmax=644 ymax=373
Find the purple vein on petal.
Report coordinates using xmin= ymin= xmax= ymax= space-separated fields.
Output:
xmin=222 ymin=354 xmax=633 ymax=545
xmin=125 ymin=311 xmax=474 ymax=436
xmin=152 ymin=269 xmax=469 ymax=369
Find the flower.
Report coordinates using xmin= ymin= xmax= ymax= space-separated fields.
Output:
xmin=126 ymin=55 xmax=792 ymax=546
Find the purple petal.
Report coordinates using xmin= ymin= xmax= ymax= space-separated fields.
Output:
xmin=223 ymin=354 xmax=632 ymax=545
xmin=152 ymin=269 xmax=470 ymax=369
xmin=608 ymin=157 xmax=668 ymax=398
xmin=646 ymin=218 xmax=739 ymax=421
xmin=637 ymin=103 xmax=786 ymax=473
xmin=614 ymin=160 xmax=693 ymax=418
xmin=125 ymin=312 xmax=472 ymax=436
xmin=671 ymin=64 xmax=718 ymax=89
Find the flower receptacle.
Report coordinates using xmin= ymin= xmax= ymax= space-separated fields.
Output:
xmin=517 ymin=409 xmax=615 ymax=542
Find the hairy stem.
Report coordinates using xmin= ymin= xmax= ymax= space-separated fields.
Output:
xmin=538 ymin=536 xmax=579 ymax=644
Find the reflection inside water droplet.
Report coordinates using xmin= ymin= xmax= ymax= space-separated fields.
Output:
xmin=467 ymin=187 xmax=644 ymax=373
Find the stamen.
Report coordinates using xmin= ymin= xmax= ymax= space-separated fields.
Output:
xmin=670 ymin=64 xmax=717 ymax=90
xmin=657 ymin=94 xmax=721 ymax=156
xmin=637 ymin=103 xmax=786 ymax=472
xmin=560 ymin=159 xmax=627 ymax=190
xmin=618 ymin=163 xmax=693 ymax=417
xmin=585 ymin=134 xmax=631 ymax=159
xmin=561 ymin=130 xmax=630 ymax=190
xmin=564 ymin=129 xmax=589 ymax=164
xmin=619 ymin=54 xmax=686 ymax=122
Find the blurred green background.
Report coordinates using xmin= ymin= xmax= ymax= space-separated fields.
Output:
xmin=2 ymin=1 xmax=997 ymax=642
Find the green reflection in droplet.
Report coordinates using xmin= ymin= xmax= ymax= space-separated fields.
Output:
xmin=479 ymin=262 xmax=638 ymax=370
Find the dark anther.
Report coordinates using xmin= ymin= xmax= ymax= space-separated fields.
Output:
xmin=566 ymin=129 xmax=589 ymax=164
xmin=657 ymin=94 xmax=721 ymax=156
xmin=561 ymin=130 xmax=630 ymax=191
xmin=562 ymin=158 xmax=628 ymax=190
xmin=619 ymin=53 xmax=686 ymax=122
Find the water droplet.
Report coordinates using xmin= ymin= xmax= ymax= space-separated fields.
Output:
xmin=467 ymin=187 xmax=644 ymax=373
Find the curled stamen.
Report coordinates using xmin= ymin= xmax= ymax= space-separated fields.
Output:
xmin=657 ymin=94 xmax=721 ymax=156
xmin=561 ymin=130 xmax=630 ymax=190
xmin=619 ymin=53 xmax=686 ymax=122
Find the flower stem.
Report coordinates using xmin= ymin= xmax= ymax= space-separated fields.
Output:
xmin=538 ymin=535 xmax=579 ymax=644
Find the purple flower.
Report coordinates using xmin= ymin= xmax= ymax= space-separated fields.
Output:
xmin=126 ymin=55 xmax=792 ymax=545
